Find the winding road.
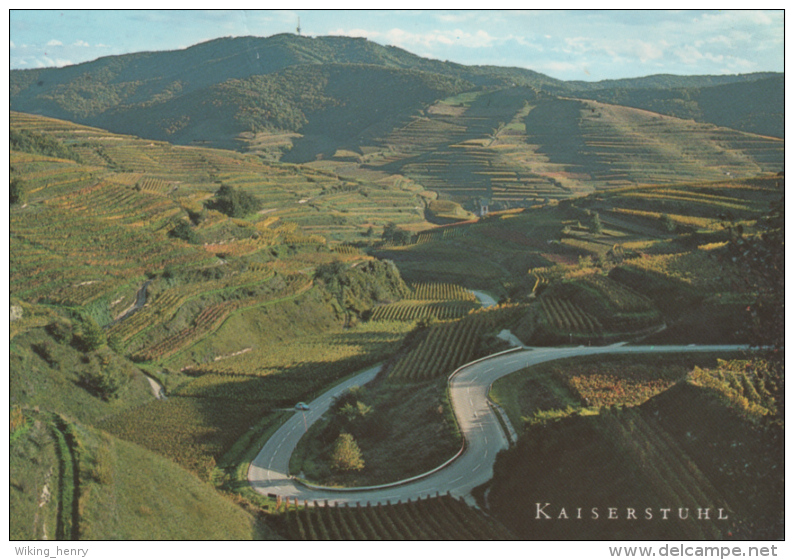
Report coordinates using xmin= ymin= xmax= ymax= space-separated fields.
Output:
xmin=249 ymin=336 xmax=748 ymax=506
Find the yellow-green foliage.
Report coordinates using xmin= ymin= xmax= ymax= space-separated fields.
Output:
xmin=427 ymin=199 xmax=475 ymax=221
xmin=490 ymin=353 xmax=728 ymax=429
xmin=625 ymin=248 xmax=742 ymax=291
xmin=410 ymin=282 xmax=476 ymax=301
xmin=611 ymin=207 xmax=718 ymax=230
xmin=562 ymin=363 xmax=682 ymax=409
xmin=686 ymin=359 xmax=777 ymax=421
xmin=370 ymin=300 xmax=478 ymax=322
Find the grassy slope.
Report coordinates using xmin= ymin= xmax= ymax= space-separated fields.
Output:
xmin=8 ymin=323 xmax=280 ymax=540
xmin=10 ymin=417 xmax=62 ymax=540
xmin=9 ymin=327 xmax=155 ymax=426
xmin=76 ymin=427 xmax=274 ymax=540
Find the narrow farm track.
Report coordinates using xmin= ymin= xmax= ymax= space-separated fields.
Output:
xmin=248 ymin=341 xmax=748 ymax=506
xmin=106 ymin=279 xmax=152 ymax=328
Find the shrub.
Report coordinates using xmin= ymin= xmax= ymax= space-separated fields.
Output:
xmin=169 ymin=220 xmax=200 ymax=244
xmin=91 ymin=444 xmax=115 ymax=485
xmin=78 ymin=360 xmax=127 ymax=401
xmin=10 ymin=177 xmax=26 ymax=205
xmin=660 ymin=213 xmax=677 ymax=233
xmin=382 ymin=222 xmax=411 ymax=245
xmin=107 ymin=334 xmax=125 ymax=354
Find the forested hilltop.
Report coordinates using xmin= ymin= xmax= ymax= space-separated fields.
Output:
xmin=11 ymin=34 xmax=783 ymax=153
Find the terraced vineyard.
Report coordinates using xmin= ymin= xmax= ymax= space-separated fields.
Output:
xmin=522 ymin=98 xmax=784 ymax=191
xmin=131 ymin=276 xmax=312 ymax=362
xmin=414 ymin=223 xmax=471 ymax=244
xmin=370 ymin=300 xmax=478 ymax=322
xmin=487 ymin=352 xmax=785 ymax=540
xmin=388 ymin=305 xmax=523 ymax=381
xmin=596 ymin=407 xmax=730 ymax=540
xmin=9 ymin=32 xmax=785 ymax=543
xmin=362 ymin=93 xmax=784 ymax=214
xmin=539 ymin=297 xmax=603 ymax=336
xmin=10 ymin=198 xmax=205 ymax=307
xmin=596 ymin=177 xmax=782 ymax=234
xmin=522 ymin=271 xmax=663 ymax=345
xmin=10 ymin=112 xmax=431 ymax=246
xmin=372 ymin=91 xmax=574 ymax=205
xmin=9 ymin=111 xmax=435 ymax=362
xmin=410 ymin=282 xmax=477 ymax=301
xmin=275 ymin=494 xmax=513 ymax=540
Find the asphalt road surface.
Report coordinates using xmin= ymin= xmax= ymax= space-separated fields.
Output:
xmin=248 ymin=343 xmax=747 ymax=506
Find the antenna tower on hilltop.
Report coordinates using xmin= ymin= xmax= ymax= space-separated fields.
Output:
xmin=296 ymin=16 xmax=301 ymax=36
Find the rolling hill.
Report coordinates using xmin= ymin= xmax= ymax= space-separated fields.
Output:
xmin=9 ymin=34 xmax=554 ymax=143
xmin=572 ymin=75 xmax=785 ymax=139
xmin=11 ymin=33 xmax=783 ymax=158
xmin=8 ymin=33 xmax=784 ymax=541
xmin=363 ymin=91 xmax=783 ymax=205
xmin=486 ymin=357 xmax=783 ymax=540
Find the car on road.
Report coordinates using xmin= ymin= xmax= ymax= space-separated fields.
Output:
xmin=295 ymin=402 xmax=310 ymax=411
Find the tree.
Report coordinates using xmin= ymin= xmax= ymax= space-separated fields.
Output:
xmin=169 ymin=220 xmax=200 ymax=244
xmin=382 ymin=222 xmax=411 ymax=245
xmin=330 ymin=433 xmax=364 ymax=471
xmin=338 ymin=401 xmax=373 ymax=423
xmin=78 ymin=360 xmax=127 ymax=401
xmin=591 ymin=212 xmax=603 ymax=234
xmin=10 ymin=177 xmax=26 ymax=205
xmin=659 ymin=213 xmax=676 ymax=233
xmin=206 ymin=184 xmax=263 ymax=218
